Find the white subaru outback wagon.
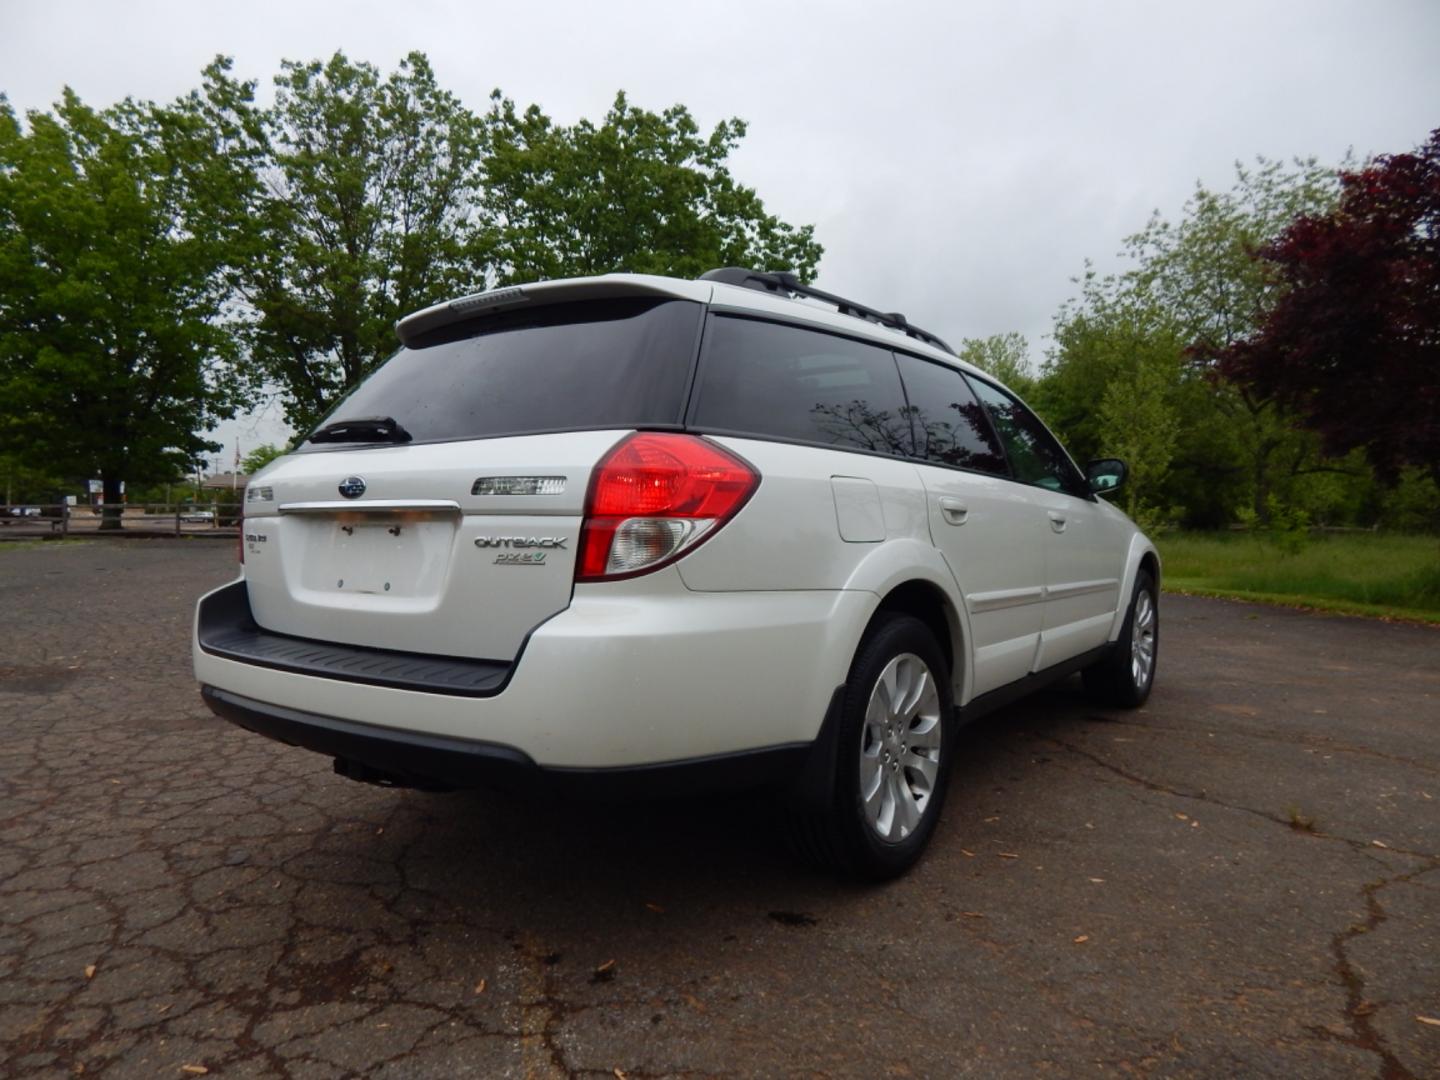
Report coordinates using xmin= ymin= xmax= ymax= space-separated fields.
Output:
xmin=195 ymin=268 xmax=1159 ymax=878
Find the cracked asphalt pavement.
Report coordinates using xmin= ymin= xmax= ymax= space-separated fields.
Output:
xmin=2 ymin=539 xmax=1438 ymax=1078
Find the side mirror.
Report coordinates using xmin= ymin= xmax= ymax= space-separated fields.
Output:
xmin=1086 ymin=458 xmax=1127 ymax=497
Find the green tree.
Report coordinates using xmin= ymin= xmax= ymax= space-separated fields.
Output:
xmin=1097 ymin=348 xmax=1178 ymax=527
xmin=0 ymin=91 xmax=248 ymax=529
xmin=202 ymin=51 xmax=490 ymax=433
xmin=1373 ymin=468 xmax=1440 ymax=532
xmin=1038 ymin=272 xmax=1184 ymax=451
xmin=240 ymin=442 xmax=286 ymax=474
xmin=481 ymin=91 xmax=822 ymax=285
xmin=0 ymin=452 xmax=63 ymax=506
xmin=1127 ymin=159 xmax=1343 ymax=523
xmin=958 ymin=333 xmax=1033 ymax=395
xmin=194 ymin=57 xmax=822 ymax=433
xmin=1041 ymin=158 xmax=1346 ymax=526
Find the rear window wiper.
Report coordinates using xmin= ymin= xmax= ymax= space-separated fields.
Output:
xmin=308 ymin=416 xmax=414 ymax=444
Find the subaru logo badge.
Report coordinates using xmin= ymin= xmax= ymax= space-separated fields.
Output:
xmin=338 ymin=476 xmax=366 ymax=499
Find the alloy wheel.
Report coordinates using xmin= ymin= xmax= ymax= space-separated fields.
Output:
xmin=859 ymin=652 xmax=943 ymax=842
xmin=1131 ymin=589 xmax=1156 ymax=689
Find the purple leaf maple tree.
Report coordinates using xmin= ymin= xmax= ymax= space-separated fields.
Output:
xmin=1219 ymin=129 xmax=1439 ymax=487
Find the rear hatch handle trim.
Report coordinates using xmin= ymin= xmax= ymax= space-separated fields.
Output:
xmin=278 ymin=500 xmax=462 ymax=515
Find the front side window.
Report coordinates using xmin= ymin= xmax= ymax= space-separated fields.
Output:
xmin=689 ymin=316 xmax=913 ymax=456
xmin=967 ymin=377 xmax=1089 ymax=497
xmin=895 ymin=355 xmax=1008 ymax=476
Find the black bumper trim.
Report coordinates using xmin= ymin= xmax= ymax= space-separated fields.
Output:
xmin=202 ymin=685 xmax=818 ymax=799
xmin=197 ymin=581 xmax=511 ymax=697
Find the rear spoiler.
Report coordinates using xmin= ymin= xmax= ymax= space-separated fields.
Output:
xmin=394 ymin=274 xmax=712 ymax=347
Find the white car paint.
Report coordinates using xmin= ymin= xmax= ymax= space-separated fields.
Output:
xmin=196 ymin=568 xmax=872 ymax=767
xmin=197 ymin=271 xmax=1159 ymax=776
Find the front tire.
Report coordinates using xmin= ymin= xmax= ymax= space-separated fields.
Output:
xmin=1083 ymin=570 xmax=1158 ymax=708
xmin=788 ymin=614 xmax=955 ymax=880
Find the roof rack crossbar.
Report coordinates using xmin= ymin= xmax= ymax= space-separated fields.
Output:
xmin=699 ymin=267 xmax=956 ymax=356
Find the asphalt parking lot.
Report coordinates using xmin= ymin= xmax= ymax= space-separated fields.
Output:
xmin=2 ymin=539 xmax=1437 ymax=1078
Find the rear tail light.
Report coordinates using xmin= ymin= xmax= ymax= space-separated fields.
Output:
xmin=577 ymin=433 xmax=759 ymax=582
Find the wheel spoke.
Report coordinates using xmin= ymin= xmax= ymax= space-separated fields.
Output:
xmin=891 ymin=776 xmax=922 ymax=837
xmin=879 ymin=660 xmax=900 ymax=716
xmin=896 ymin=661 xmax=928 ymax=718
xmin=881 ymin=778 xmax=901 ymax=838
xmin=862 ymin=763 xmax=885 ymax=813
xmin=902 ymin=747 xmax=939 ymax=787
xmin=865 ymin=688 xmax=887 ymax=728
xmin=859 ymin=749 xmax=883 ymax=796
xmin=907 ymin=711 xmax=942 ymax=748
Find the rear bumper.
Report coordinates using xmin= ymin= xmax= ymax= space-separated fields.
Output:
xmin=197 ymin=581 xmax=511 ymax=696
xmin=193 ymin=572 xmax=871 ymax=771
xmin=202 ymin=685 xmax=826 ymax=798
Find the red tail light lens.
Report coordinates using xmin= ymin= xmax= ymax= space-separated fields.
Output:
xmin=577 ymin=433 xmax=758 ymax=581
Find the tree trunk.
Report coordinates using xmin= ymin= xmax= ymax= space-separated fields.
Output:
xmin=100 ymin=474 xmax=125 ymax=531
xmin=1252 ymin=459 xmax=1269 ymax=524
xmin=1250 ymin=437 xmax=1279 ymax=526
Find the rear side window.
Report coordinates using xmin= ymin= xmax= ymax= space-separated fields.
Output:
xmin=303 ymin=299 xmax=701 ymax=446
xmin=895 ymin=355 xmax=1008 ymax=476
xmin=690 ymin=316 xmax=912 ymax=456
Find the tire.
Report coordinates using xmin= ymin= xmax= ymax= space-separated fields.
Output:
xmin=1083 ymin=570 xmax=1158 ymax=708
xmin=787 ymin=613 xmax=955 ymax=880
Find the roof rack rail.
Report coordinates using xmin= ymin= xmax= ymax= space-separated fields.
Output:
xmin=699 ymin=267 xmax=956 ymax=356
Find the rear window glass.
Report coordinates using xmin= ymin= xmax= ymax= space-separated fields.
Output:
xmin=303 ymin=298 xmax=701 ymax=446
xmin=690 ymin=316 xmax=912 ymax=456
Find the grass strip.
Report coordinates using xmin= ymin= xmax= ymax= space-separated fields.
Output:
xmin=1163 ymin=579 xmax=1440 ymax=626
xmin=1157 ymin=532 xmax=1440 ymax=620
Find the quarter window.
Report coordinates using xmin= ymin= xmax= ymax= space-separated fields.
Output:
xmin=967 ymin=377 xmax=1089 ymax=497
xmin=690 ymin=317 xmax=913 ymax=456
xmin=895 ymin=355 xmax=1008 ymax=476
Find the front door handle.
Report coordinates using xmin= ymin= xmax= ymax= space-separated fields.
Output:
xmin=939 ymin=497 xmax=969 ymax=525
xmin=1048 ymin=512 xmax=1067 ymax=533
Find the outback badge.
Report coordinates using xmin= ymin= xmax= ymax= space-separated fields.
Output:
xmin=476 ymin=536 xmax=566 ymax=565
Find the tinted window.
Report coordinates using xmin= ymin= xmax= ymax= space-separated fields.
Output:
xmin=896 ymin=355 xmax=1008 ymax=475
xmin=690 ymin=317 xmax=912 ymax=456
xmin=967 ymin=377 xmax=1089 ymax=497
xmin=303 ymin=299 xmax=700 ymax=446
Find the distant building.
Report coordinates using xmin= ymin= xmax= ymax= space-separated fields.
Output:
xmin=201 ymin=472 xmax=248 ymax=492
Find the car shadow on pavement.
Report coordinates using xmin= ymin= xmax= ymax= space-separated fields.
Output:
xmin=273 ymin=673 xmax=1110 ymax=920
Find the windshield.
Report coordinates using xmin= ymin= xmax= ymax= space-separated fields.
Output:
xmin=302 ymin=298 xmax=702 ymax=448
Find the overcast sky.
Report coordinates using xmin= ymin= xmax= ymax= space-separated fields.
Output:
xmin=4 ymin=0 xmax=1438 ymax=463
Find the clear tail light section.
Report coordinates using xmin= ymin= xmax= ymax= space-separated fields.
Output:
xmin=577 ymin=433 xmax=759 ymax=582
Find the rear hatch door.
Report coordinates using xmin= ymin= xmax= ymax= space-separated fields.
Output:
xmin=242 ymin=286 xmax=705 ymax=663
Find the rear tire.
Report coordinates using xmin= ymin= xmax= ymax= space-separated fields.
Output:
xmin=1083 ymin=570 xmax=1158 ymax=708
xmin=787 ymin=613 xmax=955 ymax=880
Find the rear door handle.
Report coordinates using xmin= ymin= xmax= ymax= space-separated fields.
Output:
xmin=939 ymin=497 xmax=968 ymax=525
xmin=1048 ymin=512 xmax=1067 ymax=533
